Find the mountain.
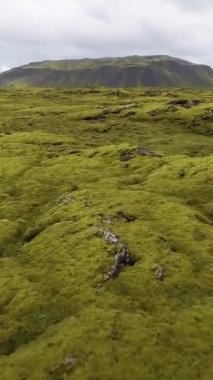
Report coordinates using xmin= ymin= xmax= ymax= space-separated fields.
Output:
xmin=1 ymin=55 xmax=213 ymax=88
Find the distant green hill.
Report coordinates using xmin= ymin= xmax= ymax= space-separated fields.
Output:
xmin=1 ymin=55 xmax=213 ymax=88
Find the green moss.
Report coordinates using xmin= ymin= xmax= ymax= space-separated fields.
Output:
xmin=0 ymin=87 xmax=212 ymax=379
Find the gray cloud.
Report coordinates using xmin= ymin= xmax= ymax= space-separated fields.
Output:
xmin=174 ymin=0 xmax=213 ymax=10
xmin=0 ymin=0 xmax=212 ymax=71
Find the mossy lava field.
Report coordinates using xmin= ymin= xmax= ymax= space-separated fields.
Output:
xmin=0 ymin=87 xmax=212 ymax=380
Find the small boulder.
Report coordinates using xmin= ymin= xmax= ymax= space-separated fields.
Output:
xmin=63 ymin=356 xmax=78 ymax=370
xmin=136 ymin=147 xmax=162 ymax=157
xmin=57 ymin=193 xmax=73 ymax=205
xmin=120 ymin=151 xmax=134 ymax=161
xmin=116 ymin=210 xmax=136 ymax=222
xmin=155 ymin=266 xmax=165 ymax=281
xmin=149 ymin=109 xmax=162 ymax=117
xmin=168 ymin=99 xmax=200 ymax=108
xmin=50 ymin=355 xmax=78 ymax=378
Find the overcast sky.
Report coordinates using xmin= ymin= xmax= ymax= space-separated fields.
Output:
xmin=0 ymin=0 xmax=213 ymax=72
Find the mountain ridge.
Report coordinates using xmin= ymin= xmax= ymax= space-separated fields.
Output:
xmin=1 ymin=55 xmax=213 ymax=88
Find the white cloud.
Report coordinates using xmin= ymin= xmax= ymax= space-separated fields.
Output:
xmin=0 ymin=66 xmax=10 ymax=73
xmin=0 ymin=0 xmax=212 ymax=69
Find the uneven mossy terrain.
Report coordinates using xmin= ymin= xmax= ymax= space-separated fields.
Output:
xmin=0 ymin=87 xmax=213 ymax=379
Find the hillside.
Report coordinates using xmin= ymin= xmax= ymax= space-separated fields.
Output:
xmin=1 ymin=55 xmax=213 ymax=88
xmin=0 ymin=87 xmax=213 ymax=379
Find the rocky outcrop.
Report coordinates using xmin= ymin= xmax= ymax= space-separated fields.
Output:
xmin=50 ymin=355 xmax=79 ymax=378
xmin=103 ymin=230 xmax=136 ymax=281
xmin=104 ymin=243 xmax=135 ymax=280
xmin=136 ymin=147 xmax=162 ymax=157
xmin=168 ymin=99 xmax=200 ymax=108
xmin=95 ymin=227 xmax=136 ymax=286
xmin=119 ymin=146 xmax=162 ymax=161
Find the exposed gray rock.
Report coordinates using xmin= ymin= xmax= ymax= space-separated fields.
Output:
xmin=63 ymin=356 xmax=78 ymax=370
xmin=116 ymin=210 xmax=136 ymax=222
xmin=85 ymin=200 xmax=94 ymax=208
xmin=120 ymin=146 xmax=162 ymax=161
xmin=57 ymin=193 xmax=73 ymax=205
xmin=49 ymin=355 xmax=78 ymax=377
xmin=155 ymin=266 xmax=165 ymax=281
xmin=136 ymin=147 xmax=162 ymax=157
xmin=104 ymin=243 xmax=136 ymax=281
xmin=104 ymin=231 xmax=119 ymax=244
xmin=168 ymin=99 xmax=200 ymax=108
xmin=83 ymin=112 xmax=107 ymax=121
xmin=97 ymin=212 xmax=112 ymax=224
xmin=149 ymin=109 xmax=162 ymax=117
xmin=120 ymin=151 xmax=133 ymax=161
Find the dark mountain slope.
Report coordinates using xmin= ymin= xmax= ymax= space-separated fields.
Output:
xmin=1 ymin=55 xmax=213 ymax=88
